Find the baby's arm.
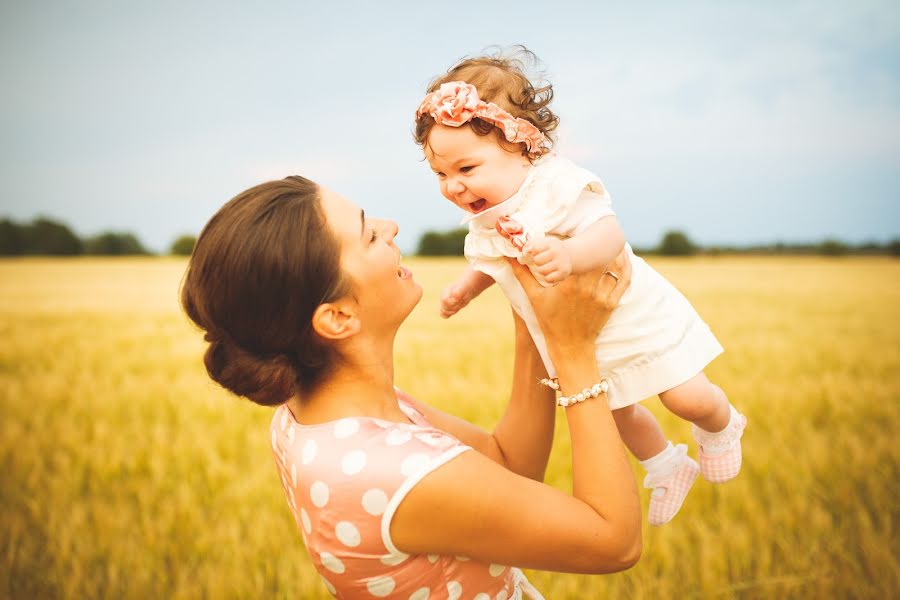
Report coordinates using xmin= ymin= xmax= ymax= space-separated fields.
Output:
xmin=526 ymin=216 xmax=626 ymax=284
xmin=440 ymin=266 xmax=495 ymax=319
xmin=565 ymin=216 xmax=626 ymax=274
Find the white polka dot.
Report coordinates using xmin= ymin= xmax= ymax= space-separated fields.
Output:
xmin=372 ymin=418 xmax=393 ymax=429
xmin=447 ymin=581 xmax=462 ymax=600
xmin=310 ymin=481 xmax=329 ymax=508
xmin=379 ymin=552 xmax=408 ymax=566
xmin=319 ymin=551 xmax=345 ymax=574
xmin=455 ymin=555 xmax=470 ymax=561
xmin=290 ymin=463 xmax=298 ymax=487
xmin=335 ymin=521 xmax=361 ymax=547
xmin=271 ymin=429 xmax=278 ymax=451
xmin=415 ymin=432 xmax=443 ymax=447
xmin=367 ymin=575 xmax=396 ymax=597
xmin=408 ymin=587 xmax=430 ymax=600
xmin=427 ymin=554 xmax=439 ymax=563
xmin=342 ymin=450 xmax=367 ymax=475
xmin=302 ymin=439 xmax=318 ymax=465
xmin=280 ymin=411 xmax=288 ymax=431
xmin=300 ymin=508 xmax=312 ymax=535
xmin=386 ymin=429 xmax=412 ymax=446
xmin=362 ymin=488 xmax=388 ymax=516
xmin=401 ymin=453 xmax=431 ymax=476
xmin=494 ymin=591 xmax=508 ymax=600
xmin=287 ymin=424 xmax=295 ymax=444
xmin=321 ymin=576 xmax=336 ymax=594
xmin=334 ymin=418 xmax=360 ymax=439
xmin=489 ymin=563 xmax=506 ymax=577
xmin=474 ymin=594 xmax=491 ymax=600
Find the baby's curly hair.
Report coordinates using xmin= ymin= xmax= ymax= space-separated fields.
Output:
xmin=414 ymin=46 xmax=559 ymax=159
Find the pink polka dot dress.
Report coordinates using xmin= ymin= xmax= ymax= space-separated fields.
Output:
xmin=270 ymin=389 xmax=544 ymax=599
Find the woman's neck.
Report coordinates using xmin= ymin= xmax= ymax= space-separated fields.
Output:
xmin=287 ymin=334 xmax=407 ymax=425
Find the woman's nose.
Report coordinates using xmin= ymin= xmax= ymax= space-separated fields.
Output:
xmin=384 ymin=220 xmax=399 ymax=240
xmin=375 ymin=218 xmax=399 ymax=241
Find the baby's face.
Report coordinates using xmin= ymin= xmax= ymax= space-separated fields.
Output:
xmin=424 ymin=124 xmax=532 ymax=215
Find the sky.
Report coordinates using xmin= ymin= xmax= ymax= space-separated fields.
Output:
xmin=1 ymin=0 xmax=898 ymax=253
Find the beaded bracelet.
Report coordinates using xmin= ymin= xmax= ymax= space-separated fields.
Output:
xmin=556 ymin=380 xmax=609 ymax=408
xmin=538 ymin=377 xmax=560 ymax=390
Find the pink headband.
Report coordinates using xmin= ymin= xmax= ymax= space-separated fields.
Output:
xmin=415 ymin=81 xmax=550 ymax=159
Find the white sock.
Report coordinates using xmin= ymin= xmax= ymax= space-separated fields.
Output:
xmin=696 ymin=405 xmax=741 ymax=455
xmin=639 ymin=441 xmax=680 ymax=476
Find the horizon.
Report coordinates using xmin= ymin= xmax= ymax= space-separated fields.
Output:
xmin=1 ymin=1 xmax=898 ymax=254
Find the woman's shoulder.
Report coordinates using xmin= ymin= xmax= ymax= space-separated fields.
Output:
xmin=270 ymin=395 xmax=470 ymax=494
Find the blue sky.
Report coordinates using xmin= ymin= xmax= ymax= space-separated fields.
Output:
xmin=1 ymin=1 xmax=898 ymax=252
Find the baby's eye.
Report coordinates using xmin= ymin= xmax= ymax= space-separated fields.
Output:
xmin=369 ymin=228 xmax=378 ymax=243
xmin=460 ymin=166 xmax=474 ymax=173
xmin=435 ymin=172 xmax=445 ymax=179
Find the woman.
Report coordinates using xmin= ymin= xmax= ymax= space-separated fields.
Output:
xmin=181 ymin=175 xmax=640 ymax=599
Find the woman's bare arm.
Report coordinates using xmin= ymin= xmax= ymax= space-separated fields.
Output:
xmin=392 ymin=252 xmax=642 ymax=574
xmin=405 ymin=310 xmax=555 ymax=481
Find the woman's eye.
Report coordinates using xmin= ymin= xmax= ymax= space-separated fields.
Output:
xmin=460 ymin=166 xmax=473 ymax=173
xmin=370 ymin=229 xmax=378 ymax=243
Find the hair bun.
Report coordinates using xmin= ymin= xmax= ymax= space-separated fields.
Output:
xmin=203 ymin=337 xmax=297 ymax=406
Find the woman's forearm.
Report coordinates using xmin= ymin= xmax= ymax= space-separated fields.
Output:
xmin=555 ymin=351 xmax=642 ymax=546
xmin=491 ymin=319 xmax=556 ymax=481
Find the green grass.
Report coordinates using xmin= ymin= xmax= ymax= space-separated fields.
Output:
xmin=1 ymin=256 xmax=898 ymax=599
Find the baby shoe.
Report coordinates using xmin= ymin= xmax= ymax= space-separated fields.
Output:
xmin=643 ymin=444 xmax=699 ymax=526
xmin=692 ymin=407 xmax=748 ymax=484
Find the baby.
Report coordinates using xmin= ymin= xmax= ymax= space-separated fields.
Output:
xmin=413 ymin=49 xmax=747 ymax=526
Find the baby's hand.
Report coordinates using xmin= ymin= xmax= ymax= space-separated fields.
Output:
xmin=524 ymin=236 xmax=573 ymax=284
xmin=440 ymin=282 xmax=475 ymax=319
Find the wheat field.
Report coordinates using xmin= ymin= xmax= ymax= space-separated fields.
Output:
xmin=1 ymin=256 xmax=898 ymax=599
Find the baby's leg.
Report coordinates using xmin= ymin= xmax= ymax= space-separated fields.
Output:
xmin=660 ymin=372 xmax=747 ymax=484
xmin=612 ymin=404 xmax=667 ymax=460
xmin=658 ymin=371 xmax=730 ymax=432
xmin=614 ymin=404 xmax=699 ymax=526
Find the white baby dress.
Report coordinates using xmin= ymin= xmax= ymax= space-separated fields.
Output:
xmin=463 ymin=154 xmax=723 ymax=409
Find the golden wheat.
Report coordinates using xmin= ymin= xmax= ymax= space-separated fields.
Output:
xmin=1 ymin=257 xmax=898 ymax=599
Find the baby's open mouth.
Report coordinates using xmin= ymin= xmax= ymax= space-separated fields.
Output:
xmin=469 ymin=199 xmax=487 ymax=213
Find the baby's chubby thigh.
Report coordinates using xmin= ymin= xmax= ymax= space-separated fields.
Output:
xmin=658 ymin=372 xmax=729 ymax=429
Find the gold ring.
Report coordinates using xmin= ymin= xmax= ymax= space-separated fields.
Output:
xmin=603 ymin=271 xmax=620 ymax=281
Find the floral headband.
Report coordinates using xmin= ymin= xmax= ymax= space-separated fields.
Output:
xmin=415 ymin=81 xmax=551 ymax=159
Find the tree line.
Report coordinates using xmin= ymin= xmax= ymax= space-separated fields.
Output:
xmin=2 ymin=215 xmax=897 ymax=258
xmin=416 ymin=228 xmax=900 ymax=257
xmin=0 ymin=217 xmax=197 ymax=256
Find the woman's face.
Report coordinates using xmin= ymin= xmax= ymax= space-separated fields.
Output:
xmin=319 ymin=187 xmax=422 ymax=334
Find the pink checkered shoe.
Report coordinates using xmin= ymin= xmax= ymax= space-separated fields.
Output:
xmin=692 ymin=408 xmax=748 ymax=483
xmin=643 ymin=444 xmax=699 ymax=526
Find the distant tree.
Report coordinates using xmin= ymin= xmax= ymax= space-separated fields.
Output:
xmin=818 ymin=238 xmax=848 ymax=257
xmin=888 ymin=239 xmax=900 ymax=257
xmin=170 ymin=234 xmax=196 ymax=256
xmin=657 ymin=230 xmax=697 ymax=256
xmin=416 ymin=228 xmax=468 ymax=256
xmin=84 ymin=232 xmax=149 ymax=255
xmin=0 ymin=219 xmax=26 ymax=255
xmin=22 ymin=218 xmax=82 ymax=255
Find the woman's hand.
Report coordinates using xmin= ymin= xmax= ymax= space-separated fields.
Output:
xmin=510 ymin=249 xmax=632 ymax=357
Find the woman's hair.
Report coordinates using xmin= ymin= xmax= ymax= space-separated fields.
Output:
xmin=414 ymin=46 xmax=559 ymax=158
xmin=180 ymin=176 xmax=351 ymax=406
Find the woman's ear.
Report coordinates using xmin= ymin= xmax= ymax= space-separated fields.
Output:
xmin=311 ymin=299 xmax=360 ymax=340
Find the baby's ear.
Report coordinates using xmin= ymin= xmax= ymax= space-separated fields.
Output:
xmin=311 ymin=299 xmax=360 ymax=341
